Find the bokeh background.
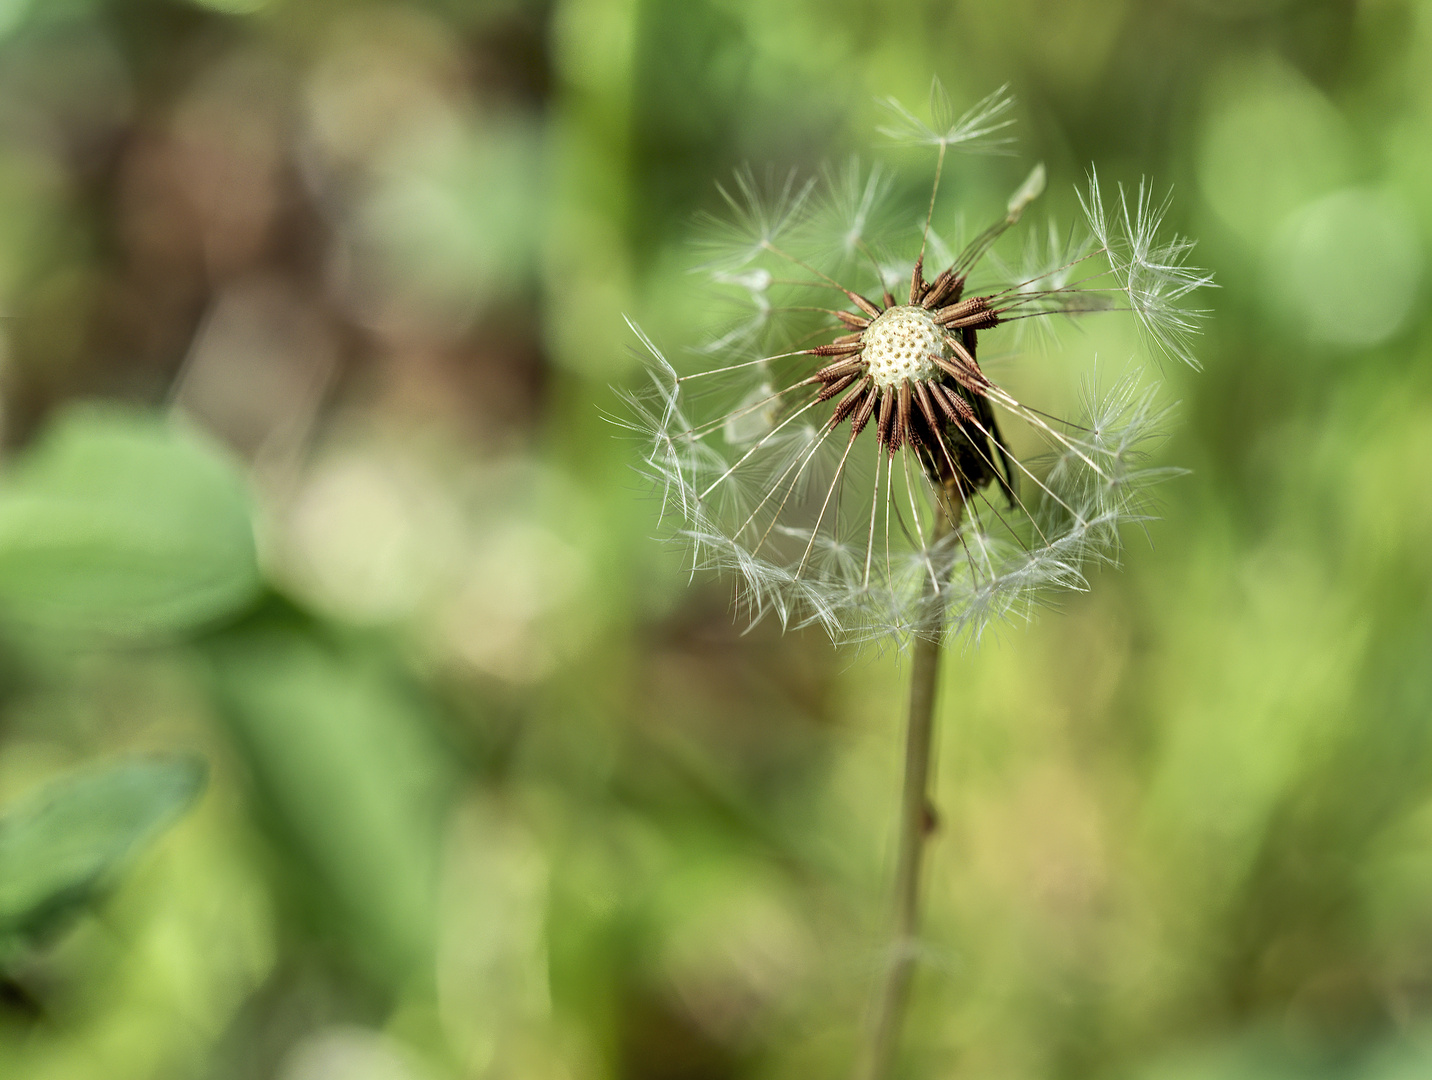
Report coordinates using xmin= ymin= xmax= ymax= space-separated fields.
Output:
xmin=0 ymin=1 xmax=1430 ymax=1078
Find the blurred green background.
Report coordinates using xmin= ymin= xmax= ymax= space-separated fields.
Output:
xmin=0 ymin=1 xmax=1429 ymax=1078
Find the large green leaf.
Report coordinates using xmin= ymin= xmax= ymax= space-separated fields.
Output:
xmin=0 ymin=756 xmax=208 ymax=951
xmin=206 ymin=611 xmax=452 ymax=985
xmin=0 ymin=406 xmax=261 ymax=638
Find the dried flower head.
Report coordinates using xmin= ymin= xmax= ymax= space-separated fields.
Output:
xmin=621 ymin=84 xmax=1211 ymax=645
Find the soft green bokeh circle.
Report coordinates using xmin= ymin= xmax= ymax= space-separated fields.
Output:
xmin=1198 ymin=57 xmax=1352 ymax=246
xmin=1265 ymin=189 xmax=1423 ymax=348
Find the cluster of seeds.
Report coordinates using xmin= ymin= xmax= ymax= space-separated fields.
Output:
xmin=805 ymin=260 xmax=1011 ymax=498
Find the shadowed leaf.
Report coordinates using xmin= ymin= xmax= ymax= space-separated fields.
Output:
xmin=0 ymin=756 xmax=208 ymax=952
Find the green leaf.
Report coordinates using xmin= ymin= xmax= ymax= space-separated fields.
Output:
xmin=0 ymin=406 xmax=262 ymax=638
xmin=206 ymin=612 xmax=452 ymax=985
xmin=0 ymin=756 xmax=208 ymax=950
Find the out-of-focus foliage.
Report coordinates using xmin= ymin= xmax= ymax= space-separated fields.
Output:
xmin=0 ymin=755 xmax=205 ymax=956
xmin=0 ymin=1 xmax=1429 ymax=1080
xmin=0 ymin=409 xmax=260 ymax=637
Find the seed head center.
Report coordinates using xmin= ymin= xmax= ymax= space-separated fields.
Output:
xmin=861 ymin=306 xmax=943 ymax=391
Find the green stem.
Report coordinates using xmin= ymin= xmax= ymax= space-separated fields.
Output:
xmin=856 ymin=497 xmax=960 ymax=1080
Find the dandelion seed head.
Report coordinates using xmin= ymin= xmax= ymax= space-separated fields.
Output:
xmin=620 ymin=88 xmax=1211 ymax=647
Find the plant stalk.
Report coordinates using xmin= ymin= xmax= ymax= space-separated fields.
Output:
xmin=856 ymin=495 xmax=961 ymax=1080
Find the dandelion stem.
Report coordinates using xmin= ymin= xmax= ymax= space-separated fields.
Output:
xmin=856 ymin=493 xmax=961 ymax=1080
